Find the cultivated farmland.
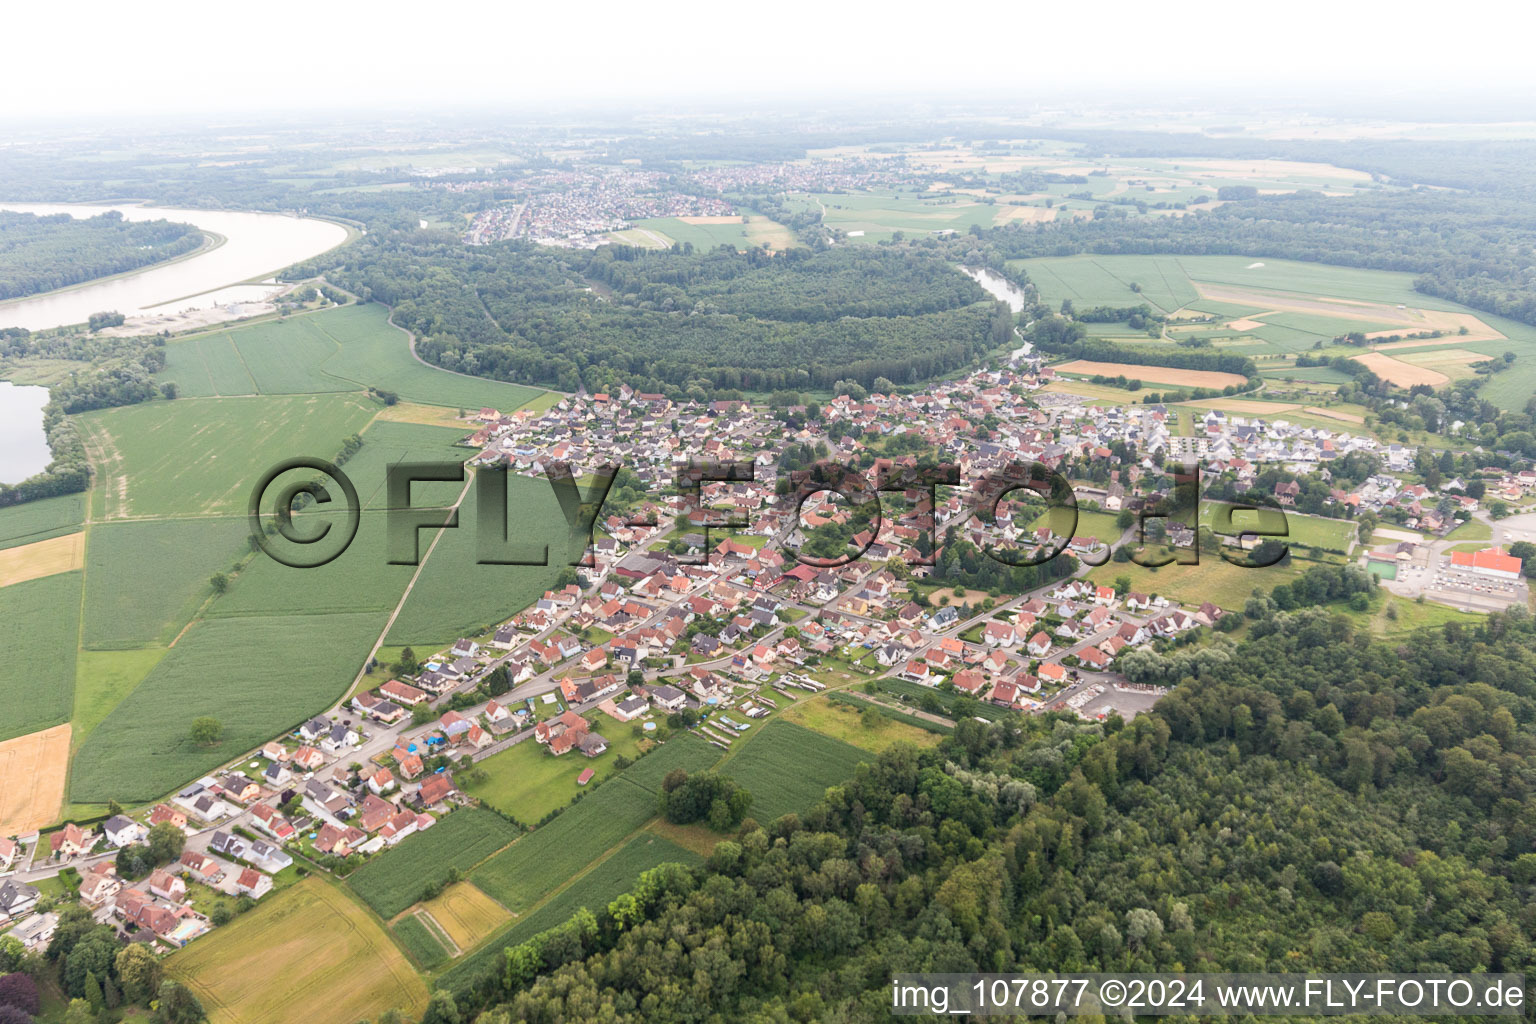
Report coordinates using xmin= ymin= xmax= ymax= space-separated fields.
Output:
xmin=70 ymin=610 xmax=385 ymax=801
xmin=441 ymin=834 xmax=700 ymax=993
xmin=417 ymin=881 xmax=512 ymax=952
xmin=618 ymin=734 xmax=724 ymax=792
xmin=391 ymin=913 xmax=450 ymax=969
xmin=167 ymin=879 xmax=428 ymax=1024
xmin=383 ymin=474 xmax=574 ymax=645
xmin=0 ymin=723 xmax=70 ymax=833
xmin=470 ymin=777 xmax=657 ymax=913
xmin=309 ymin=303 xmax=548 ymax=410
xmin=0 ymin=492 xmax=84 ymax=550
xmin=721 ymin=720 xmax=869 ymax=823
xmin=76 ymin=393 xmax=377 ymax=519
xmin=0 ymin=531 xmax=82 ymax=588
xmin=81 ymin=516 xmax=249 ymax=648
xmin=0 ymin=571 xmax=81 ymax=742
xmin=1052 ymin=360 xmax=1248 ymax=390
xmin=347 ymin=808 xmax=521 ymax=919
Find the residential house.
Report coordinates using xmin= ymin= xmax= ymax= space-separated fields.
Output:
xmin=0 ymin=880 xmax=40 ymax=920
xmin=103 ymin=815 xmax=147 ymax=848
xmin=148 ymin=869 xmax=187 ymax=902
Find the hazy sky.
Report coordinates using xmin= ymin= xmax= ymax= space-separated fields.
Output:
xmin=8 ymin=0 xmax=1534 ymax=120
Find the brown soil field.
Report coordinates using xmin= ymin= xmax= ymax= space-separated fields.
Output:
xmin=0 ymin=532 xmax=85 ymax=589
xmin=1054 ymin=360 xmax=1249 ymax=390
xmin=1352 ymin=352 xmax=1450 ymax=388
xmin=0 ymin=724 xmax=70 ymax=833
xmin=677 ymin=215 xmax=742 ymax=225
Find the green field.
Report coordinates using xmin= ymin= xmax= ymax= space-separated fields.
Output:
xmin=1201 ymin=504 xmax=1357 ymax=554
xmin=70 ymin=610 xmax=385 ymax=801
xmin=0 ymin=571 xmax=82 ymax=742
xmin=347 ymin=808 xmax=522 ymax=919
xmin=617 ymin=733 xmax=723 ymax=792
xmin=331 ymin=420 xmax=475 ymax=511
xmin=81 ymin=516 xmax=249 ymax=648
xmin=159 ymin=303 xmax=553 ymax=413
xmin=72 ymin=647 xmax=167 ymax=749
xmin=782 ymin=695 xmax=945 ymax=754
xmin=440 ymin=833 xmax=700 ymax=992
xmin=720 ymin=720 xmax=868 ymax=823
xmin=1014 ymin=254 xmax=1536 ymax=408
xmin=160 ymin=316 xmax=349 ymax=397
xmin=391 ymin=913 xmax=450 ymax=969
xmin=629 ymin=214 xmax=795 ymax=252
xmin=785 ymin=190 xmax=1009 ymax=244
xmin=76 ymin=393 xmax=378 ymax=520
xmin=470 ymin=777 xmax=657 ymax=913
xmin=310 ymin=303 xmax=548 ymax=410
xmin=0 ymin=493 xmax=84 ymax=550
xmin=383 ymin=474 xmax=574 ymax=645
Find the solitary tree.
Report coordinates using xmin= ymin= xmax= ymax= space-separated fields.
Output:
xmin=208 ymin=572 xmax=230 ymax=594
xmin=189 ymin=717 xmax=223 ymax=747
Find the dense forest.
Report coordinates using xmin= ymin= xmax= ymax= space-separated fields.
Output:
xmin=319 ymin=233 xmax=1014 ymax=394
xmin=417 ymin=608 xmax=1536 ymax=1024
xmin=0 ymin=211 xmax=202 ymax=300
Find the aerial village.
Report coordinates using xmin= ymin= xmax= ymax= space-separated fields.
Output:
xmin=6 ymin=355 xmax=1533 ymax=959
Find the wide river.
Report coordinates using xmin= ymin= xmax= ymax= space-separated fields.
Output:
xmin=0 ymin=203 xmax=349 ymax=331
xmin=0 ymin=382 xmax=52 ymax=484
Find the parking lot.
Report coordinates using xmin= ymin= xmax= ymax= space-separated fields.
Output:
xmin=1422 ymin=565 xmax=1529 ymax=613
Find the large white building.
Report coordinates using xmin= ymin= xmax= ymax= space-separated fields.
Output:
xmin=1447 ymin=547 xmax=1523 ymax=581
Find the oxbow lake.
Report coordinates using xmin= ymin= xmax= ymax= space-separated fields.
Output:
xmin=0 ymin=381 xmax=52 ymax=484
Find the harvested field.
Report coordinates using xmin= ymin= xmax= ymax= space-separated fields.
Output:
xmin=677 ymin=215 xmax=741 ymax=224
xmin=1351 ymin=352 xmax=1450 ymax=388
xmin=1303 ymin=406 xmax=1365 ymax=423
xmin=416 ymin=882 xmax=511 ymax=951
xmin=168 ymin=879 xmax=428 ymax=1024
xmin=0 ymin=724 xmax=69 ymax=833
xmin=1054 ymin=360 xmax=1249 ymax=390
xmin=0 ymin=531 xmax=84 ymax=588
xmin=993 ymin=205 xmax=1058 ymax=224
